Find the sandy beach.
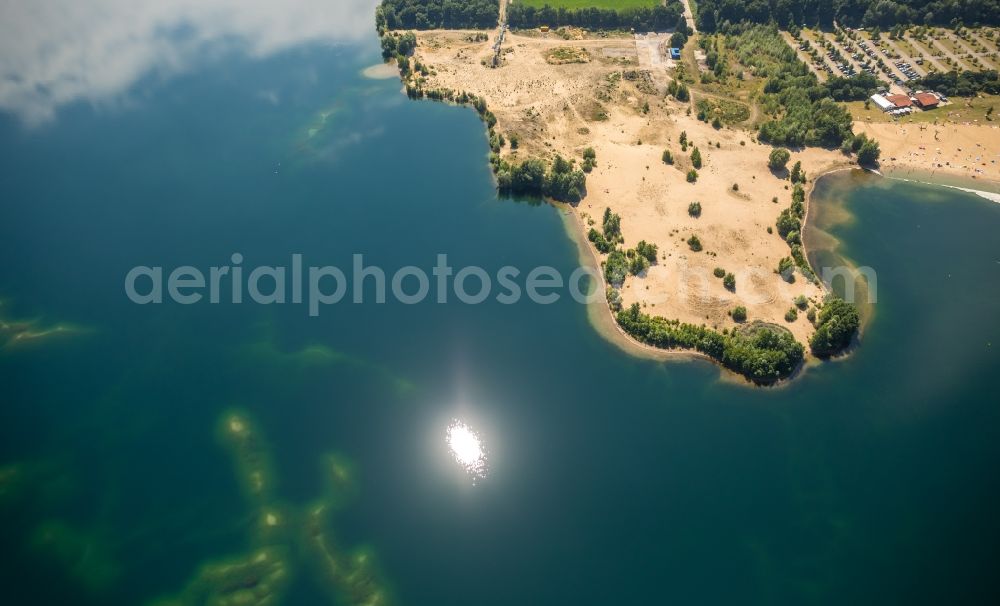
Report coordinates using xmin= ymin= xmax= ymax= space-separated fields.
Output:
xmin=854 ymin=121 xmax=1000 ymax=186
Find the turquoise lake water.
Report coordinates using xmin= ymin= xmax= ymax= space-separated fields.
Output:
xmin=2 ymin=24 xmax=1000 ymax=606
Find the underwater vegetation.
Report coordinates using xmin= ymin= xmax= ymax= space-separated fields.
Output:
xmin=148 ymin=410 xmax=393 ymax=606
xmin=0 ymin=299 xmax=87 ymax=352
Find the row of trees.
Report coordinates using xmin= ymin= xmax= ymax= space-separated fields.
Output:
xmin=695 ymin=0 xmax=1000 ymax=32
xmin=507 ymin=4 xmax=685 ymax=32
xmin=914 ymin=69 xmax=1000 ymax=96
xmin=824 ymin=72 xmax=882 ymax=101
xmin=616 ymin=304 xmax=806 ymax=384
xmin=496 ymin=155 xmax=587 ymax=203
xmin=378 ymin=0 xmax=499 ymax=30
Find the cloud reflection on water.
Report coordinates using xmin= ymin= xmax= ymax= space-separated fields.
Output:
xmin=0 ymin=0 xmax=379 ymax=125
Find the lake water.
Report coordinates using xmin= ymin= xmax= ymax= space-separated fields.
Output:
xmin=2 ymin=11 xmax=1000 ymax=606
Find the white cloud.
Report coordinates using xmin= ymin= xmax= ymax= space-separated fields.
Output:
xmin=0 ymin=0 xmax=380 ymax=125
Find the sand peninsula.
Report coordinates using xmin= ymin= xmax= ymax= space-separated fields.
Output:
xmin=373 ymin=2 xmax=891 ymax=384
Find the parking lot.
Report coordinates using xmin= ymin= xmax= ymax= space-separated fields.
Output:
xmin=786 ymin=26 xmax=999 ymax=98
xmin=792 ymin=28 xmax=905 ymax=94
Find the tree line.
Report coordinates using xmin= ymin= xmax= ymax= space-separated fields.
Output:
xmin=378 ymin=0 xmax=499 ymax=30
xmin=914 ymin=69 xmax=1000 ymax=96
xmin=616 ymin=305 xmax=806 ymax=384
xmin=824 ymin=73 xmax=882 ymax=101
xmin=495 ymin=155 xmax=588 ymax=203
xmin=507 ymin=3 xmax=685 ymax=32
xmin=695 ymin=0 xmax=1000 ymax=32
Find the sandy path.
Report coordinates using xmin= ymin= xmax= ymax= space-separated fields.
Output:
xmin=679 ymin=0 xmax=697 ymax=34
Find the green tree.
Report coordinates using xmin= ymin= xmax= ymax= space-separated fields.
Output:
xmin=688 ymin=201 xmax=702 ymax=217
xmin=732 ymin=306 xmax=748 ymax=322
xmin=397 ymin=31 xmax=417 ymax=56
xmin=380 ymin=34 xmax=398 ymax=60
xmin=777 ymin=257 xmax=795 ymax=282
xmin=607 ymin=287 xmax=623 ymax=312
xmin=604 ymin=250 xmax=629 ymax=286
xmin=857 ymin=138 xmax=881 ymax=166
xmin=776 ymin=208 xmax=800 ymax=238
xmin=588 ymin=228 xmax=614 ymax=254
xmin=691 ymin=147 xmax=703 ymax=169
xmin=790 ymin=161 xmax=805 ymax=183
xmin=511 ymin=159 xmax=546 ymax=194
xmin=629 ymin=254 xmax=650 ymax=276
xmin=768 ymin=147 xmax=791 ymax=170
xmin=636 ymin=240 xmax=659 ymax=263
xmin=603 ymin=208 xmax=622 ymax=241
xmin=582 ymin=147 xmax=597 ymax=173
xmin=809 ymin=297 xmax=861 ymax=357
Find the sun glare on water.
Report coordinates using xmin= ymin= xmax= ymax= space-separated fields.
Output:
xmin=447 ymin=420 xmax=487 ymax=480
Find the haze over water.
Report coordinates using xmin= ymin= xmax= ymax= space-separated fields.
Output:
xmin=1 ymin=2 xmax=1000 ymax=604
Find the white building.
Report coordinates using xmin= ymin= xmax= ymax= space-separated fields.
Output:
xmin=870 ymin=94 xmax=895 ymax=112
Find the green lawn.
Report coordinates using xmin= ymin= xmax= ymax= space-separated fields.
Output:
xmin=847 ymin=98 xmax=998 ymax=125
xmin=515 ymin=0 xmax=662 ymax=9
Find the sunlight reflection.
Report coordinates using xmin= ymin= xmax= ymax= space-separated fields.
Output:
xmin=447 ymin=420 xmax=487 ymax=481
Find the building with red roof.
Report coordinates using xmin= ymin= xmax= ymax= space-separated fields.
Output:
xmin=885 ymin=94 xmax=913 ymax=108
xmin=914 ymin=92 xmax=939 ymax=109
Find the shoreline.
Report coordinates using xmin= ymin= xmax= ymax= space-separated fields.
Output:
xmin=387 ymin=28 xmax=855 ymax=386
xmin=557 ymin=204 xmax=785 ymax=389
xmin=557 ymin=203 xmax=714 ymax=364
xmin=377 ymin=25 xmax=994 ymax=385
xmin=853 ymin=121 xmax=1000 ymax=186
xmin=565 ymin=165 xmax=870 ymax=387
xmin=880 ymin=167 xmax=1000 ymax=203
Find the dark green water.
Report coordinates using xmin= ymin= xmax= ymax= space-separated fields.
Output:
xmin=2 ymin=30 xmax=1000 ymax=606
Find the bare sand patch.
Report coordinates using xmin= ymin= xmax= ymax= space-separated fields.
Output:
xmin=406 ymin=30 xmax=856 ymax=350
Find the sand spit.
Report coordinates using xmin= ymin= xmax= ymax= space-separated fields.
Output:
xmin=405 ymin=29 xmax=852 ymax=350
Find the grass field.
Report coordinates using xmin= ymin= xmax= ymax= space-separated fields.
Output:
xmin=847 ymin=98 xmax=998 ymax=125
xmin=695 ymin=97 xmax=751 ymax=124
xmin=515 ymin=0 xmax=662 ymax=9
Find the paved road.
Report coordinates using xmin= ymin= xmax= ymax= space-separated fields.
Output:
xmin=491 ymin=0 xmax=509 ymax=67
